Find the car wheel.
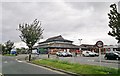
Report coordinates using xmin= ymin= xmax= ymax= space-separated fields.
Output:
xmin=83 ymin=54 xmax=85 ymax=57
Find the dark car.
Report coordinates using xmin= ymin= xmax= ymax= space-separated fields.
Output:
xmin=104 ymin=52 xmax=120 ymax=60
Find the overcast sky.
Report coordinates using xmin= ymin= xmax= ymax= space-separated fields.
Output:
xmin=1 ymin=0 xmax=120 ymax=46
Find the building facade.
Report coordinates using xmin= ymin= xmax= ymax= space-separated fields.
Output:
xmin=35 ymin=35 xmax=79 ymax=54
xmin=80 ymin=44 xmax=119 ymax=54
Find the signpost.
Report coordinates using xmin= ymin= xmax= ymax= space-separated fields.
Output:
xmin=96 ymin=41 xmax=104 ymax=66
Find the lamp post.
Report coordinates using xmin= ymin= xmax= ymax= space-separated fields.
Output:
xmin=47 ymin=43 xmax=51 ymax=58
xmin=78 ymin=39 xmax=82 ymax=50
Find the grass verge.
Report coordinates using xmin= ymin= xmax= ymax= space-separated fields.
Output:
xmin=3 ymin=54 xmax=17 ymax=56
xmin=32 ymin=59 xmax=119 ymax=76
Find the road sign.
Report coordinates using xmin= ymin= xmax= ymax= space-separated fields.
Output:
xmin=96 ymin=41 xmax=104 ymax=66
xmin=96 ymin=41 xmax=103 ymax=48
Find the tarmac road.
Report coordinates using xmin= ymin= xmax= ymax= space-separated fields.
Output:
xmin=2 ymin=56 xmax=69 ymax=76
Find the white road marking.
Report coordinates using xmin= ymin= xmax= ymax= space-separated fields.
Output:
xmin=16 ymin=59 xmax=23 ymax=63
xmin=17 ymin=60 xmax=23 ymax=62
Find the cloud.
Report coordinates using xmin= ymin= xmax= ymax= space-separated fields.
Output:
xmin=2 ymin=2 xmax=118 ymax=45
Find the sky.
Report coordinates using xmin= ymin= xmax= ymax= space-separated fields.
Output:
xmin=1 ymin=0 xmax=120 ymax=48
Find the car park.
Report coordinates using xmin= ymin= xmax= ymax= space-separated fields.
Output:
xmin=104 ymin=51 xmax=120 ymax=60
xmin=82 ymin=51 xmax=95 ymax=57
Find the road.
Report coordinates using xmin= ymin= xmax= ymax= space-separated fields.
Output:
xmin=2 ymin=56 xmax=69 ymax=76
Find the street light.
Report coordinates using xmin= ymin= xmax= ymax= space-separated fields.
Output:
xmin=47 ymin=43 xmax=51 ymax=58
xmin=78 ymin=39 xmax=82 ymax=50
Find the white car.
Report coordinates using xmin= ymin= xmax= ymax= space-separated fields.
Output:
xmin=56 ymin=51 xmax=63 ymax=57
xmin=82 ymin=51 xmax=95 ymax=57
xmin=56 ymin=51 xmax=72 ymax=57
xmin=66 ymin=52 xmax=72 ymax=57
xmin=92 ymin=51 xmax=99 ymax=56
xmin=61 ymin=52 xmax=68 ymax=57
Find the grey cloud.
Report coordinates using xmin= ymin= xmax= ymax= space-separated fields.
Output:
xmin=2 ymin=2 xmax=117 ymax=45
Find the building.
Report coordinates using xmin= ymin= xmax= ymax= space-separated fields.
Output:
xmin=80 ymin=44 xmax=95 ymax=51
xmin=35 ymin=35 xmax=79 ymax=54
xmin=80 ymin=44 xmax=119 ymax=54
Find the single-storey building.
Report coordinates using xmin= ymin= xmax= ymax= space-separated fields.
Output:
xmin=80 ymin=44 xmax=119 ymax=54
xmin=35 ymin=35 xmax=79 ymax=54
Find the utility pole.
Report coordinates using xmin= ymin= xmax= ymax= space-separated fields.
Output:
xmin=78 ymin=39 xmax=82 ymax=50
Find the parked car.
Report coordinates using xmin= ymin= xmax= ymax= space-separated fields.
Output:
xmin=62 ymin=52 xmax=68 ymax=57
xmin=56 ymin=51 xmax=63 ymax=57
xmin=66 ymin=52 xmax=72 ymax=57
xmin=11 ymin=49 xmax=17 ymax=56
xmin=92 ymin=51 xmax=99 ymax=56
xmin=104 ymin=52 xmax=120 ymax=60
xmin=82 ymin=51 xmax=95 ymax=57
xmin=56 ymin=51 xmax=72 ymax=57
xmin=10 ymin=51 xmax=17 ymax=56
xmin=115 ymin=51 xmax=120 ymax=55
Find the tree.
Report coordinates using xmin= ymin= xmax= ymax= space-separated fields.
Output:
xmin=18 ymin=19 xmax=44 ymax=61
xmin=16 ymin=48 xmax=22 ymax=54
xmin=108 ymin=4 xmax=120 ymax=49
xmin=4 ymin=40 xmax=14 ymax=54
xmin=0 ymin=44 xmax=5 ymax=54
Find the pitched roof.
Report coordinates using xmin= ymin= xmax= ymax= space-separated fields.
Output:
xmin=39 ymin=35 xmax=73 ymax=44
xmin=46 ymin=35 xmax=64 ymax=41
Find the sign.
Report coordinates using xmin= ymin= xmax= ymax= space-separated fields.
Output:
xmin=96 ymin=41 xmax=103 ymax=66
xmin=96 ymin=41 xmax=103 ymax=48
